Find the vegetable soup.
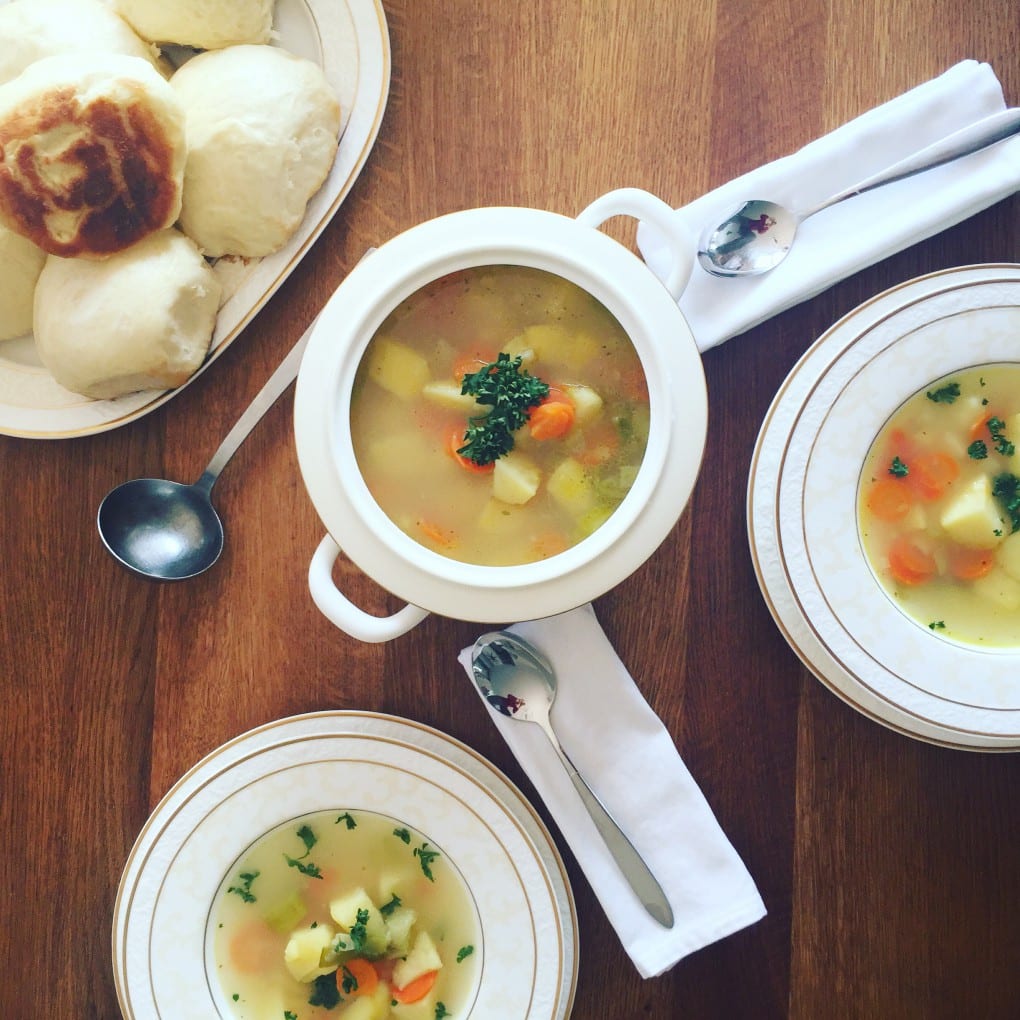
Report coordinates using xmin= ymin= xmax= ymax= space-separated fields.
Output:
xmin=858 ymin=364 xmax=1020 ymax=647
xmin=212 ymin=810 xmax=480 ymax=1020
xmin=350 ymin=265 xmax=649 ymax=566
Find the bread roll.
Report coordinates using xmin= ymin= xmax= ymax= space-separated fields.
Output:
xmin=171 ymin=45 xmax=342 ymax=258
xmin=115 ymin=0 xmax=274 ymax=50
xmin=0 ymin=0 xmax=164 ymax=87
xmin=0 ymin=224 xmax=46 ymax=341
xmin=0 ymin=53 xmax=186 ymax=259
xmin=33 ymin=228 xmax=222 ymax=399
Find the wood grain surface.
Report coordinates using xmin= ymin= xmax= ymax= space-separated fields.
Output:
xmin=1 ymin=2 xmax=1018 ymax=1017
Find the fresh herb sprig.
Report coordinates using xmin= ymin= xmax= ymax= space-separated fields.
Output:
xmin=458 ymin=353 xmax=549 ymax=465
xmin=926 ymin=381 xmax=960 ymax=404
xmin=992 ymin=473 xmax=1020 ymax=533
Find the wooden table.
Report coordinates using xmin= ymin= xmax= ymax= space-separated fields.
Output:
xmin=1 ymin=2 xmax=1018 ymax=1017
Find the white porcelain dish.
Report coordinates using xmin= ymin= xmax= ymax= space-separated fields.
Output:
xmin=0 ymin=0 xmax=390 ymax=439
xmin=749 ymin=264 xmax=1020 ymax=751
xmin=295 ymin=188 xmax=708 ymax=641
xmin=112 ymin=711 xmax=578 ymax=1018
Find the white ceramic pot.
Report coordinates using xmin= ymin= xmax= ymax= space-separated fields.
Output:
xmin=294 ymin=188 xmax=707 ymax=641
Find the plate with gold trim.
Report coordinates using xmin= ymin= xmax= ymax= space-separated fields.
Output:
xmin=112 ymin=711 xmax=578 ymax=1018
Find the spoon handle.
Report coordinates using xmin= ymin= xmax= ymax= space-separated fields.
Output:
xmin=542 ymin=724 xmax=675 ymax=928
xmin=195 ymin=319 xmax=316 ymax=492
xmin=805 ymin=107 xmax=1020 ymax=218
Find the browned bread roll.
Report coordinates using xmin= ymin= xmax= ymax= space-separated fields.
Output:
xmin=0 ymin=52 xmax=185 ymax=259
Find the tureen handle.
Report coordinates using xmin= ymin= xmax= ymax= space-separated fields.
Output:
xmin=309 ymin=535 xmax=430 ymax=643
xmin=576 ymin=187 xmax=695 ymax=301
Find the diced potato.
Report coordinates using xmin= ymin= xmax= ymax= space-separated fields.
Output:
xmin=546 ymin=457 xmax=596 ymax=515
xmin=997 ymin=530 xmax=1020 ymax=582
xmin=383 ymin=905 xmax=418 ymax=957
xmin=329 ymin=888 xmax=389 ymax=957
xmin=283 ymin=923 xmax=336 ymax=982
xmin=972 ymin=566 xmax=1020 ymax=611
xmin=939 ymin=475 xmax=1005 ymax=549
xmin=339 ymin=981 xmax=392 ymax=1020
xmin=422 ymin=379 xmax=478 ymax=414
xmin=577 ymin=503 xmax=614 ymax=538
xmin=517 ymin=323 xmax=570 ymax=361
xmin=562 ymin=382 xmax=603 ymax=425
xmin=365 ymin=337 xmax=431 ymax=399
xmin=392 ymin=930 xmax=443 ymax=990
xmin=493 ymin=451 xmax=541 ymax=505
xmin=262 ymin=892 xmax=307 ymax=934
xmin=500 ymin=334 xmax=537 ymax=369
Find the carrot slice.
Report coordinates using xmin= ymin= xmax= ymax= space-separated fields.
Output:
xmin=417 ymin=519 xmax=456 ymax=548
xmin=339 ymin=957 xmax=380 ymax=998
xmin=968 ymin=412 xmax=994 ymax=445
xmin=866 ymin=477 xmax=913 ymax=522
xmin=887 ymin=535 xmax=937 ymax=586
xmin=907 ymin=451 xmax=959 ymax=500
xmin=446 ymin=429 xmax=494 ymax=473
xmin=948 ymin=545 xmax=996 ymax=581
xmin=452 ymin=350 xmax=498 ymax=382
xmin=392 ymin=969 xmax=439 ymax=1004
xmin=528 ymin=390 xmax=575 ymax=440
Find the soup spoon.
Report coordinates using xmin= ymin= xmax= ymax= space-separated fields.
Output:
xmin=97 ymin=319 xmax=315 ymax=580
xmin=471 ymin=630 xmax=675 ymax=928
xmin=698 ymin=107 xmax=1020 ymax=277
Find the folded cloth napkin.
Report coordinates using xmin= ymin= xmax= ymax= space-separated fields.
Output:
xmin=457 ymin=604 xmax=766 ymax=978
xmin=637 ymin=59 xmax=1020 ymax=351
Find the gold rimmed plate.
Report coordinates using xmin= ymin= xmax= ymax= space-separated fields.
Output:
xmin=0 ymin=0 xmax=390 ymax=438
xmin=112 ymin=711 xmax=578 ymax=1018
xmin=749 ymin=264 xmax=1020 ymax=751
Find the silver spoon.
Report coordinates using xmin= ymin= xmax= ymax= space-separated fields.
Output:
xmin=471 ymin=630 xmax=674 ymax=928
xmin=698 ymin=107 xmax=1020 ymax=277
xmin=97 ymin=319 xmax=315 ymax=580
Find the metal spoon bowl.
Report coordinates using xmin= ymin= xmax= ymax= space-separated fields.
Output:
xmin=97 ymin=321 xmax=314 ymax=581
xmin=471 ymin=630 xmax=675 ymax=928
xmin=698 ymin=107 xmax=1020 ymax=277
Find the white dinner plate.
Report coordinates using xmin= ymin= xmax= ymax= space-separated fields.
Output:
xmin=0 ymin=0 xmax=390 ymax=438
xmin=112 ymin=711 xmax=578 ymax=1018
xmin=748 ymin=264 xmax=1020 ymax=751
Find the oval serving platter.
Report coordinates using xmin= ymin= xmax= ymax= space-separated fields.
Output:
xmin=0 ymin=0 xmax=390 ymax=439
xmin=112 ymin=711 xmax=578 ymax=1019
xmin=749 ymin=264 xmax=1020 ymax=751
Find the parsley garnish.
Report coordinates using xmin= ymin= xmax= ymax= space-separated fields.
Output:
xmin=296 ymin=824 xmax=317 ymax=854
xmin=340 ymin=964 xmax=359 ymax=994
xmin=456 ymin=945 xmax=474 ymax=962
xmin=414 ymin=842 xmax=441 ymax=882
xmin=285 ymin=1011 xmax=297 ymax=1020
xmin=227 ymin=871 xmax=259 ymax=904
xmin=308 ymin=972 xmax=341 ymax=1008
xmin=992 ymin=473 xmax=1020 ymax=533
xmin=457 ymin=353 xmax=549 ymax=465
xmin=336 ymin=812 xmax=357 ymax=830
xmin=968 ymin=440 xmax=988 ymax=460
xmin=333 ymin=908 xmax=371 ymax=955
xmin=393 ymin=827 xmax=411 ymax=844
xmin=928 ymin=620 xmax=946 ymax=631
xmin=987 ymin=417 xmax=1015 ymax=457
xmin=284 ymin=854 xmax=323 ymax=879
xmin=925 ymin=381 xmax=960 ymax=404
xmin=435 ymin=1003 xmax=452 ymax=1019
xmin=888 ymin=456 xmax=909 ymax=477
xmin=379 ymin=894 xmax=402 ymax=917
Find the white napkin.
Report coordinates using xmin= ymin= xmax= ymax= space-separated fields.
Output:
xmin=637 ymin=59 xmax=1020 ymax=351
xmin=458 ymin=604 xmax=766 ymax=978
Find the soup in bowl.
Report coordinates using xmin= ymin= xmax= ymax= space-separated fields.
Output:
xmin=294 ymin=190 xmax=707 ymax=642
xmin=212 ymin=809 xmax=481 ymax=1020
xmin=350 ymin=265 xmax=649 ymax=567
